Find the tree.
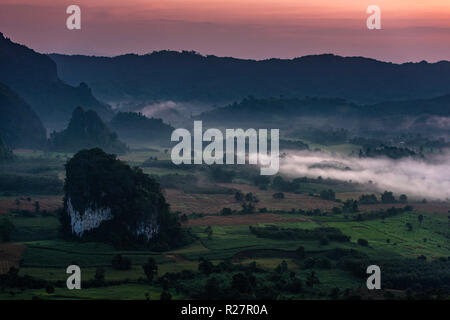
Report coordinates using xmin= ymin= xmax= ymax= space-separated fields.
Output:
xmin=319 ymin=236 xmax=330 ymax=246
xmin=143 ymin=257 xmax=158 ymax=281
xmin=399 ymin=194 xmax=408 ymax=203
xmin=343 ymin=199 xmax=358 ymax=213
xmin=205 ymin=226 xmax=213 ymax=240
xmin=34 ymin=201 xmax=40 ymax=213
xmin=45 ymin=285 xmax=55 ymax=294
xmin=234 ymin=191 xmax=244 ymax=202
xmin=241 ymin=202 xmax=255 ymax=214
xmin=272 ymin=192 xmax=284 ymax=200
xmin=205 ymin=277 xmax=221 ymax=299
xmin=306 ymin=271 xmax=320 ymax=288
xmin=245 ymin=193 xmax=258 ymax=203
xmin=357 ymin=238 xmax=369 ymax=247
xmin=0 ymin=218 xmax=15 ymax=242
xmin=253 ymin=175 xmax=270 ymax=187
xmin=295 ymin=246 xmax=305 ymax=259
xmin=198 ymin=257 xmax=214 ymax=275
xmin=418 ymin=214 xmax=424 ymax=226
xmin=160 ymin=291 xmax=172 ymax=300
xmin=275 ymin=260 xmax=288 ymax=273
xmin=112 ymin=254 xmax=132 ymax=270
xmin=381 ymin=191 xmax=396 ymax=203
xmin=221 ymin=208 xmax=232 ymax=216
xmin=94 ymin=267 xmax=105 ymax=282
xmin=231 ymin=273 xmax=253 ymax=295
xmin=319 ymin=189 xmax=335 ymax=201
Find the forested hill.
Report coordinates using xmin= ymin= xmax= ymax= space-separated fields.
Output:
xmin=49 ymin=107 xmax=128 ymax=154
xmin=199 ymin=95 xmax=450 ymax=124
xmin=109 ymin=112 xmax=174 ymax=145
xmin=50 ymin=51 xmax=450 ymax=104
xmin=0 ymin=33 xmax=113 ymax=128
xmin=0 ymin=82 xmax=47 ymax=149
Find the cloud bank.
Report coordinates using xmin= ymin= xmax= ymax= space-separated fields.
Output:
xmin=279 ymin=150 xmax=450 ymax=200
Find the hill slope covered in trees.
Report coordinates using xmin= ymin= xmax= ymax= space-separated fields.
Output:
xmin=49 ymin=107 xmax=128 ymax=154
xmin=0 ymin=33 xmax=113 ymax=129
xmin=109 ymin=112 xmax=174 ymax=146
xmin=50 ymin=51 xmax=450 ymax=105
xmin=0 ymin=82 xmax=47 ymax=149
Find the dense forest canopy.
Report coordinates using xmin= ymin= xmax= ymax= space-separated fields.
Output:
xmin=109 ymin=112 xmax=174 ymax=145
xmin=62 ymin=148 xmax=166 ymax=247
xmin=0 ymin=33 xmax=112 ymax=128
xmin=51 ymin=51 xmax=450 ymax=104
xmin=0 ymin=82 xmax=47 ymax=149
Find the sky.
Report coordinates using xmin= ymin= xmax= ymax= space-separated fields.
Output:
xmin=1 ymin=0 xmax=450 ymax=62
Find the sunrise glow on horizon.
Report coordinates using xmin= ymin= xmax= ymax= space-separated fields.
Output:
xmin=1 ymin=0 xmax=450 ymax=62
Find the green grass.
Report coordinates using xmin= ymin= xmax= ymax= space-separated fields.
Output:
xmin=9 ymin=214 xmax=60 ymax=241
xmin=328 ymin=211 xmax=450 ymax=259
xmin=0 ymin=284 xmax=181 ymax=300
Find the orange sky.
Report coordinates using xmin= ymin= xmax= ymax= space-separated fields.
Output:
xmin=1 ymin=0 xmax=450 ymax=62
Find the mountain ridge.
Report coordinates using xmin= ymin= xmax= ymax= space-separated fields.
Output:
xmin=0 ymin=82 xmax=47 ymax=149
xmin=0 ymin=33 xmax=113 ymax=129
xmin=50 ymin=50 xmax=450 ymax=105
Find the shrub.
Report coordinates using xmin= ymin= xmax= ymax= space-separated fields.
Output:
xmin=357 ymin=238 xmax=369 ymax=247
xmin=112 ymin=254 xmax=132 ymax=270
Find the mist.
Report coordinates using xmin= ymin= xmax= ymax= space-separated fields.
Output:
xmin=279 ymin=150 xmax=450 ymax=200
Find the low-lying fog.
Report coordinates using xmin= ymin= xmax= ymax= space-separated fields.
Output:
xmin=279 ymin=150 xmax=450 ymax=201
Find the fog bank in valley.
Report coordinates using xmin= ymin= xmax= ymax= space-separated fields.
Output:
xmin=279 ymin=150 xmax=450 ymax=200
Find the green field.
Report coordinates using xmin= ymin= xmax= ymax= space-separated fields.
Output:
xmin=1 ymin=150 xmax=449 ymax=300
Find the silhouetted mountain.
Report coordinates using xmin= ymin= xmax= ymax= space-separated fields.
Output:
xmin=200 ymin=96 xmax=358 ymax=122
xmin=0 ymin=33 xmax=113 ymax=129
xmin=202 ymin=94 xmax=450 ymax=117
xmin=49 ymin=107 xmax=128 ymax=154
xmin=50 ymin=51 xmax=450 ymax=105
xmin=109 ymin=112 xmax=174 ymax=145
xmin=61 ymin=148 xmax=165 ymax=247
xmin=0 ymin=82 xmax=47 ymax=149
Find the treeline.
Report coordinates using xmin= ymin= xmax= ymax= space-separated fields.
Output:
xmin=249 ymin=225 xmax=351 ymax=242
xmin=290 ymin=127 xmax=349 ymax=145
xmin=357 ymin=145 xmax=418 ymax=159
xmin=379 ymin=258 xmax=450 ymax=292
xmin=0 ymin=173 xmax=63 ymax=195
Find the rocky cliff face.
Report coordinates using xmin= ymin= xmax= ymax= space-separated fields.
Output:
xmin=66 ymin=197 xmax=159 ymax=240
xmin=66 ymin=198 xmax=113 ymax=237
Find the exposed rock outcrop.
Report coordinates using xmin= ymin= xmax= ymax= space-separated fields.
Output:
xmin=61 ymin=148 xmax=168 ymax=247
